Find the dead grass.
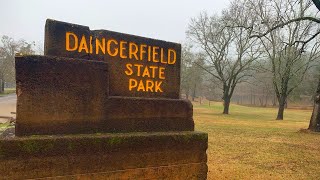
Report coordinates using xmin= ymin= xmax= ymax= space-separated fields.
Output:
xmin=193 ymin=102 xmax=320 ymax=180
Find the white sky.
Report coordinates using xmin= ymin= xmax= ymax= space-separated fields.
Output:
xmin=0 ymin=0 xmax=229 ymax=46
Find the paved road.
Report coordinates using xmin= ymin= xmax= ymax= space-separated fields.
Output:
xmin=0 ymin=94 xmax=16 ymax=103
xmin=0 ymin=94 xmax=16 ymax=123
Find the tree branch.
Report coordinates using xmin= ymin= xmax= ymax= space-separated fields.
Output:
xmin=296 ymin=30 xmax=320 ymax=50
xmin=250 ymin=16 xmax=320 ymax=38
xmin=194 ymin=62 xmax=222 ymax=81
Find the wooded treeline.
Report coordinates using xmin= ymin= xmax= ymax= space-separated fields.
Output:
xmin=182 ymin=0 xmax=320 ymax=120
xmin=0 ymin=36 xmax=37 ymax=92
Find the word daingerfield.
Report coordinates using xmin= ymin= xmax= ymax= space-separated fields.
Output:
xmin=45 ymin=19 xmax=181 ymax=99
xmin=65 ymin=32 xmax=177 ymax=65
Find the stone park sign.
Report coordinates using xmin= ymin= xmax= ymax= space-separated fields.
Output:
xmin=0 ymin=19 xmax=208 ymax=179
xmin=45 ymin=20 xmax=181 ymax=98
xmin=15 ymin=20 xmax=193 ymax=136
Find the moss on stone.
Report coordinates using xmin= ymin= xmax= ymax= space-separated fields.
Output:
xmin=19 ymin=140 xmax=42 ymax=154
xmin=67 ymin=142 xmax=74 ymax=151
xmin=0 ymin=131 xmax=208 ymax=158
xmin=0 ymin=144 xmax=4 ymax=158
xmin=107 ymin=136 xmax=124 ymax=146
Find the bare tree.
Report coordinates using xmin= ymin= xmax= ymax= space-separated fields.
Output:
xmin=247 ymin=0 xmax=320 ymax=120
xmin=309 ymin=0 xmax=320 ymax=131
xmin=181 ymin=44 xmax=193 ymax=99
xmin=242 ymin=0 xmax=320 ymax=129
xmin=309 ymin=77 xmax=320 ymax=131
xmin=0 ymin=35 xmax=35 ymax=92
xmin=181 ymin=44 xmax=205 ymax=101
xmin=187 ymin=1 xmax=261 ymax=114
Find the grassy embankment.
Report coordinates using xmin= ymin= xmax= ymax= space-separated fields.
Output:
xmin=194 ymin=101 xmax=320 ymax=179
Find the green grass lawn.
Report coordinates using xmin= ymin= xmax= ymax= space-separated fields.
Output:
xmin=0 ymin=97 xmax=318 ymax=179
xmin=194 ymin=102 xmax=320 ymax=179
xmin=0 ymin=88 xmax=15 ymax=96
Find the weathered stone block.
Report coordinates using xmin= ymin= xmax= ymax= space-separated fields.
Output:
xmin=45 ymin=19 xmax=181 ymax=99
xmin=0 ymin=131 xmax=208 ymax=179
xmin=9 ymin=18 xmax=208 ymax=180
xmin=15 ymin=55 xmax=193 ymax=136
xmin=15 ymin=55 xmax=109 ymax=136
xmin=103 ymin=96 xmax=194 ymax=132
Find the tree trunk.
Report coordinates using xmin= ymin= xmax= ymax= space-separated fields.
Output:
xmin=285 ymin=102 xmax=288 ymax=109
xmin=272 ymin=94 xmax=277 ymax=107
xmin=308 ymin=79 xmax=320 ymax=131
xmin=223 ymin=97 xmax=231 ymax=114
xmin=250 ymin=91 xmax=253 ymax=105
xmin=0 ymin=79 xmax=4 ymax=94
xmin=259 ymin=97 xmax=263 ymax=107
xmin=186 ymin=89 xmax=189 ymax=100
xmin=309 ymin=1 xmax=320 ymax=130
xmin=264 ymin=95 xmax=268 ymax=107
xmin=276 ymin=97 xmax=286 ymax=120
xmin=192 ymin=84 xmax=196 ymax=101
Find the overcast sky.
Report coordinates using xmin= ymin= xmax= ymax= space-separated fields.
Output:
xmin=1 ymin=0 xmax=229 ymax=46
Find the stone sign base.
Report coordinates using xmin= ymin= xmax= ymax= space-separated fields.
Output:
xmin=0 ymin=131 xmax=207 ymax=179
xmin=15 ymin=55 xmax=194 ymax=136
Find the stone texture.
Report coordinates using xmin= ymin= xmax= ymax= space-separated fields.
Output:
xmin=39 ymin=163 xmax=208 ymax=180
xmin=0 ymin=131 xmax=208 ymax=179
xmin=45 ymin=19 xmax=181 ymax=99
xmin=15 ymin=55 xmax=109 ymax=136
xmin=103 ymin=96 xmax=194 ymax=133
xmin=15 ymin=55 xmax=193 ymax=136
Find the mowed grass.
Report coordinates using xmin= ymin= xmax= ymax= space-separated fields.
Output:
xmin=193 ymin=102 xmax=320 ymax=179
xmin=0 ymin=88 xmax=15 ymax=96
xmin=0 ymin=122 xmax=11 ymax=134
